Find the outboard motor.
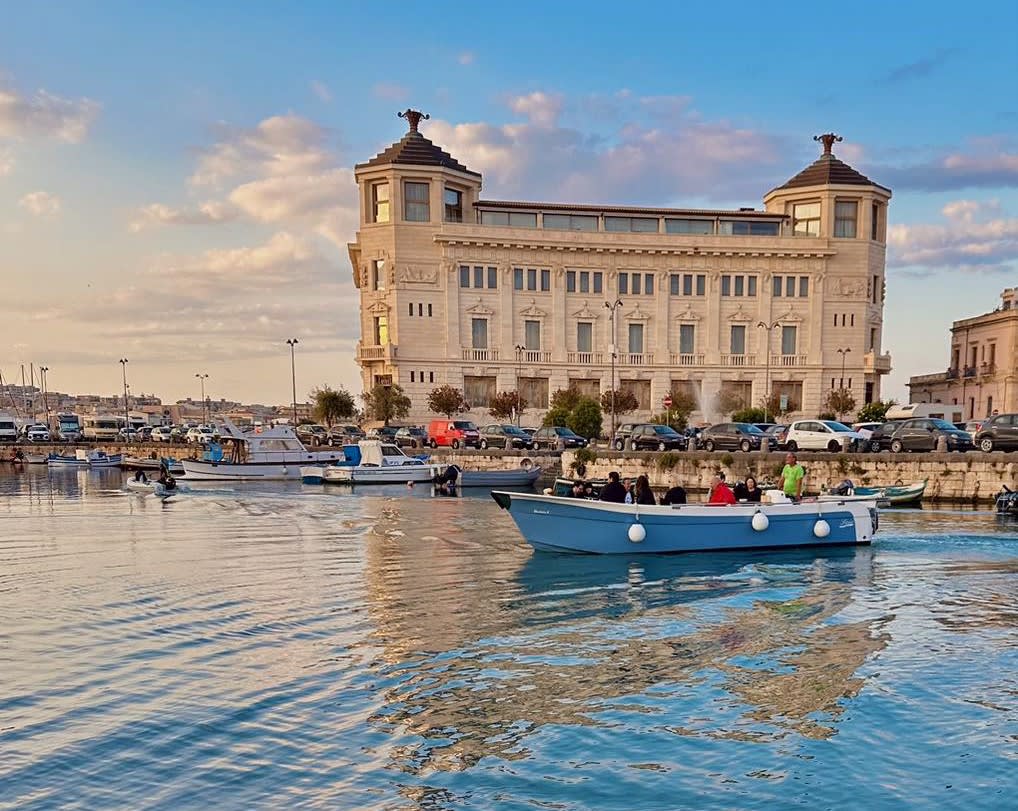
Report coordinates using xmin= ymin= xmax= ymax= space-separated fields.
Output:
xmin=995 ymin=485 xmax=1018 ymax=515
xmin=831 ymin=479 xmax=854 ymax=496
xmin=434 ymin=464 xmax=460 ymax=486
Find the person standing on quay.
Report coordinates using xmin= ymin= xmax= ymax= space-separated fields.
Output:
xmin=779 ymin=452 xmax=805 ymax=501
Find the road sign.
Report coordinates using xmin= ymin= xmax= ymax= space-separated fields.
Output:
xmin=662 ymin=395 xmax=673 ymax=408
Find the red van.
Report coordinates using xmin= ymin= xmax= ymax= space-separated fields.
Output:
xmin=427 ymin=419 xmax=480 ymax=449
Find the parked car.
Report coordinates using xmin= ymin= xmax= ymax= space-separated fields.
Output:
xmin=520 ymin=427 xmax=538 ymax=438
xmin=185 ymin=426 xmax=218 ymax=445
xmin=617 ymin=423 xmax=687 ymax=451
xmin=699 ymin=423 xmax=765 ymax=453
xmin=394 ymin=426 xmax=430 ymax=448
xmin=611 ymin=422 xmax=639 ymax=451
xmin=170 ymin=425 xmax=189 ymax=442
xmin=851 ymin=422 xmax=884 ymax=442
xmin=763 ymin=424 xmax=789 ymax=449
xmin=150 ymin=426 xmax=174 ymax=442
xmin=26 ymin=424 xmax=50 ymax=442
xmin=784 ymin=420 xmax=863 ymax=453
xmin=118 ymin=427 xmax=140 ymax=440
xmin=296 ymin=424 xmax=329 ymax=447
xmin=531 ymin=426 xmax=589 ymax=450
xmin=959 ymin=420 xmax=983 ymax=440
xmin=883 ymin=418 xmax=973 ymax=453
xmin=478 ymin=424 xmax=534 ymax=450
xmin=427 ymin=419 xmax=480 ymax=449
xmin=973 ymin=413 xmax=1018 ymax=452
xmin=137 ymin=426 xmax=154 ymax=441
xmin=868 ymin=421 xmax=903 ymax=452
xmin=367 ymin=425 xmax=401 ymax=442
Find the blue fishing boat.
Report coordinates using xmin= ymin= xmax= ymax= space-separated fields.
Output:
xmin=490 ymin=491 xmax=878 ymax=555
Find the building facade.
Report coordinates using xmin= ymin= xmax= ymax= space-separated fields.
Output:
xmin=350 ymin=112 xmax=893 ymax=426
xmin=908 ymin=288 xmax=1018 ymax=421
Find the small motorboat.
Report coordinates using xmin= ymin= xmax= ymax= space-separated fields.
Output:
xmin=491 ymin=490 xmax=878 ymax=555
xmin=25 ymin=453 xmax=49 ymax=465
xmin=433 ymin=462 xmax=542 ymax=488
xmin=122 ymin=456 xmax=185 ymax=475
xmin=995 ymin=486 xmax=1018 ymax=516
xmin=126 ymin=478 xmax=183 ymax=499
xmin=320 ymin=440 xmax=443 ymax=485
xmin=819 ymin=479 xmax=925 ymax=507
xmin=48 ymin=449 xmax=123 ymax=468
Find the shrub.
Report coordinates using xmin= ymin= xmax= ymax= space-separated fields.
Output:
xmin=656 ymin=451 xmax=682 ymax=472
xmin=569 ymin=397 xmax=604 ymax=439
xmin=574 ymin=446 xmax=598 ymax=466
xmin=720 ymin=453 xmax=735 ymax=468
xmin=732 ymin=406 xmax=766 ymax=424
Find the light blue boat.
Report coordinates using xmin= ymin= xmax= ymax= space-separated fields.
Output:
xmin=491 ymin=491 xmax=878 ymax=555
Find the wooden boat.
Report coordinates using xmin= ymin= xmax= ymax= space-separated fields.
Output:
xmin=821 ymin=479 xmax=925 ymax=506
xmin=491 ymin=490 xmax=878 ymax=555
xmin=48 ymin=450 xmax=123 ymax=468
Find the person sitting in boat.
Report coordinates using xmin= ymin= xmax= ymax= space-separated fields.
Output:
xmin=434 ymin=464 xmax=461 ymax=487
xmin=157 ymin=464 xmax=176 ymax=491
xmin=708 ymin=471 xmax=737 ymax=505
xmin=742 ymin=476 xmax=762 ymax=502
xmin=660 ymin=480 xmax=687 ymax=505
xmin=633 ymin=474 xmax=656 ymax=506
xmin=134 ymin=469 xmax=149 ymax=483
xmin=570 ymin=481 xmax=587 ymax=498
xmin=623 ymin=477 xmax=634 ymax=504
xmin=599 ymin=471 xmax=628 ymax=503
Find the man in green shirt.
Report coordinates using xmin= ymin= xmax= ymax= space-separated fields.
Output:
xmin=779 ymin=452 xmax=805 ymax=500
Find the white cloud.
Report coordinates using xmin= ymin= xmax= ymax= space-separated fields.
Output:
xmin=129 ymin=201 xmax=238 ymax=232
xmin=0 ymin=84 xmax=100 ymax=143
xmin=18 ymin=191 xmax=61 ymax=216
xmin=310 ymin=80 xmax=332 ymax=103
xmin=0 ymin=147 xmax=12 ymax=176
xmin=874 ymin=136 xmax=1018 ymax=191
xmin=507 ymin=91 xmax=563 ymax=128
xmin=371 ymin=82 xmax=410 ymax=102
xmin=457 ymin=51 xmax=476 ymax=66
xmin=888 ymin=199 xmax=1018 ymax=274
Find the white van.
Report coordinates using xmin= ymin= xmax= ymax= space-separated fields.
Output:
xmin=82 ymin=415 xmax=124 ymax=440
xmin=0 ymin=414 xmax=17 ymax=442
xmin=885 ymin=403 xmax=963 ymax=423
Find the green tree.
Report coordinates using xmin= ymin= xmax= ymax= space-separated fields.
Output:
xmin=568 ymin=397 xmax=603 ymax=439
xmin=311 ymin=385 xmax=356 ymax=427
xmin=489 ymin=390 xmax=527 ymax=422
xmin=759 ymin=391 xmax=798 ymax=420
xmin=543 ymin=405 xmax=571 ymax=427
xmin=361 ymin=384 xmax=411 ymax=425
xmin=731 ymin=406 xmax=767 ymax=424
xmin=550 ymin=386 xmax=583 ymax=413
xmin=856 ymin=398 xmax=896 ymax=422
xmin=600 ymin=388 xmax=640 ymax=416
xmin=823 ymin=388 xmax=857 ymax=421
xmin=665 ymin=390 xmax=696 ymax=429
xmin=427 ymin=385 xmax=468 ymax=418
xmin=714 ymin=388 xmax=747 ymax=418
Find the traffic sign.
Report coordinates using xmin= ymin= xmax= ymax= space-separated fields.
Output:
xmin=663 ymin=395 xmax=673 ymax=408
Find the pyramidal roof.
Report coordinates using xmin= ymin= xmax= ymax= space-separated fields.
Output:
xmin=772 ymin=133 xmax=889 ymax=193
xmin=355 ymin=109 xmax=480 ymax=177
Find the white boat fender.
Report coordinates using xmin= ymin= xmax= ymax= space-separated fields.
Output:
xmin=751 ymin=511 xmax=769 ymax=532
xmin=628 ymin=523 xmax=646 ymax=543
xmin=813 ymin=519 xmax=831 ymax=538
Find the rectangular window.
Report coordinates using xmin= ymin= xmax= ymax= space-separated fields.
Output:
xmin=418 ymin=303 xmax=423 ymax=317
xmin=748 ymin=276 xmax=757 ymax=297
xmin=773 ymin=276 xmax=783 ymax=297
xmin=850 ymin=313 xmax=854 ymax=326
xmin=464 ymin=375 xmax=496 ymax=407
xmin=730 ymin=325 xmax=746 ymax=355
xmin=371 ymin=182 xmax=390 ymax=223
xmin=372 ymin=259 xmax=386 ymax=291
xmin=679 ymin=324 xmax=695 ymax=355
xmin=541 ymin=269 xmax=550 ymax=291
xmin=428 ymin=303 xmax=433 ymax=317
xmin=628 ymin=323 xmax=644 ymax=354
xmin=527 ymin=268 xmax=537 ymax=291
xmin=481 ymin=210 xmax=508 ymax=226
xmin=408 ymin=302 xmax=414 ymax=316
xmin=471 ymin=318 xmax=488 ymax=349
xmin=473 ymin=266 xmax=484 ymax=288
xmin=373 ymin=315 xmax=388 ymax=345
xmin=871 ymin=203 xmax=880 ymax=241
xmin=734 ymin=275 xmax=745 ymax=296
xmin=645 ymin=274 xmax=654 ymax=295
xmin=632 ymin=274 xmax=642 ymax=295
xmin=781 ymin=325 xmax=797 ymax=355
xmin=487 ymin=266 xmax=497 ymax=289
xmin=459 ymin=265 xmax=470 ymax=288
xmin=579 ymin=271 xmax=589 ymax=293
xmin=514 ymin=268 xmax=523 ymax=290
xmin=543 ymin=213 xmax=597 ymax=231
xmin=566 ymin=271 xmax=576 ymax=292
xmin=577 ymin=322 xmax=592 ymax=353
xmin=721 ymin=275 xmax=731 ymax=296
xmin=872 ymin=274 xmax=880 ymax=304
xmin=524 ymin=320 xmax=541 ymax=351
xmin=605 ymin=216 xmax=658 ymax=232
xmin=618 ymin=273 xmax=629 ymax=295
xmin=834 ymin=200 xmax=857 ymax=238
xmin=665 ymin=218 xmax=714 ymax=234
xmin=719 ymin=219 xmax=780 ymax=235
xmin=410 ymin=371 xmax=415 ymax=383
xmin=444 ymin=187 xmax=463 ymax=223
xmin=696 ymin=275 xmax=705 ymax=296
xmin=429 ymin=372 xmax=434 ymax=383
xmin=593 ymin=272 xmax=603 ymax=293
xmin=799 ymin=276 xmax=809 ymax=297
xmin=670 ymin=274 xmax=680 ymax=295
xmin=793 ymin=202 xmax=821 ymax=236
xmin=483 ymin=210 xmax=538 ymax=228
xmin=786 ymin=276 xmax=796 ymax=297
xmin=404 ymin=181 xmax=430 ymax=222
xmin=520 ymin=377 xmax=550 ymax=409
xmin=683 ymin=274 xmax=693 ymax=296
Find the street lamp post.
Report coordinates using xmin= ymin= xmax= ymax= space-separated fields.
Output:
xmin=195 ymin=373 xmax=209 ymax=424
xmin=286 ymin=339 xmax=299 ymax=425
xmin=39 ymin=366 xmax=50 ymax=429
xmin=604 ymin=299 xmax=623 ymax=440
xmin=837 ymin=347 xmax=851 ymax=389
xmin=119 ymin=359 xmax=129 ymax=442
xmin=514 ymin=344 xmax=525 ymax=427
xmin=757 ymin=321 xmax=780 ymax=422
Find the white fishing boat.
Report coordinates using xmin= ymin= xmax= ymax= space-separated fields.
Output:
xmin=48 ymin=449 xmax=123 ymax=468
xmin=125 ymin=479 xmax=183 ymax=499
xmin=319 ymin=440 xmax=443 ymax=484
xmin=180 ymin=419 xmax=346 ymax=481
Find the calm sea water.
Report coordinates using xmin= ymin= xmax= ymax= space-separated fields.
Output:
xmin=1 ymin=467 xmax=1015 ymax=810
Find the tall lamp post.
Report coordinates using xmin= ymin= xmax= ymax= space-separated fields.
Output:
xmin=837 ymin=347 xmax=851 ymax=389
xmin=286 ymin=338 xmax=299 ymax=425
xmin=604 ymin=299 xmax=623 ymax=440
xmin=39 ymin=366 xmax=50 ymax=428
xmin=119 ymin=359 xmax=129 ymax=442
xmin=514 ymin=344 xmax=525 ymax=427
xmin=757 ymin=321 xmax=780 ymax=422
xmin=195 ymin=373 xmax=209 ymax=424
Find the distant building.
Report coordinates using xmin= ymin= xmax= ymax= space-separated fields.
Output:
xmin=349 ymin=113 xmax=893 ymax=426
xmin=908 ymin=288 xmax=1018 ymax=421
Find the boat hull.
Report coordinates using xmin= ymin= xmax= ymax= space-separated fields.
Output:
xmin=492 ymin=491 xmax=876 ymax=555
xmin=323 ymin=463 xmax=443 ymax=484
xmin=458 ymin=467 xmax=542 ymax=488
xmin=852 ymin=481 xmax=925 ymax=506
xmin=181 ymin=459 xmax=314 ymax=480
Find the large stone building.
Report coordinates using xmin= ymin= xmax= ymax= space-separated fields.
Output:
xmin=350 ymin=112 xmax=892 ymax=426
xmin=908 ymin=288 xmax=1018 ymax=422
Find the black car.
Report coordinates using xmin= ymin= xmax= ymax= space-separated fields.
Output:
xmin=478 ymin=424 xmax=534 ymax=450
xmin=699 ymin=422 xmax=764 ymax=452
xmin=531 ymin=426 xmax=588 ymax=450
xmin=883 ymin=418 xmax=973 ymax=453
xmin=867 ymin=421 xmax=902 ymax=452
xmin=611 ymin=422 xmax=639 ymax=451
xmin=624 ymin=424 xmax=688 ymax=451
xmin=394 ymin=426 xmax=430 ymax=448
xmin=369 ymin=425 xmax=400 ymax=442
xmin=296 ymin=424 xmax=329 ymax=446
xmin=974 ymin=414 xmax=1018 ymax=452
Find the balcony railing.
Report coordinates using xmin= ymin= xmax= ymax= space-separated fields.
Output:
xmin=357 ymin=343 xmax=398 ymax=361
xmin=721 ymin=354 xmax=754 ymax=367
xmin=618 ymin=352 xmax=653 ymax=366
xmin=981 ymin=362 xmax=997 ymax=376
xmin=567 ymin=351 xmax=604 ymax=364
xmin=772 ymin=354 xmax=808 ymax=367
xmin=523 ymin=350 xmax=551 ymax=363
xmin=963 ymin=366 xmax=977 ymax=378
xmin=670 ymin=353 xmax=705 ymax=366
xmin=462 ymin=348 xmax=498 ymax=361
xmin=862 ymin=351 xmax=892 ymax=374
xmin=945 ymin=367 xmax=959 ymax=380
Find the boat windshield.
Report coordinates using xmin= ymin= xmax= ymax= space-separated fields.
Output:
xmin=822 ymin=421 xmax=854 ymax=432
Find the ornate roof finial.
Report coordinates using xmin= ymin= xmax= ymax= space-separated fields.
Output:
xmin=398 ymin=109 xmax=430 ymax=133
xmin=814 ymin=132 xmax=843 ymax=155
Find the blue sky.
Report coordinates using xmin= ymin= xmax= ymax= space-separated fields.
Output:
xmin=1 ymin=1 xmax=1016 ymax=405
